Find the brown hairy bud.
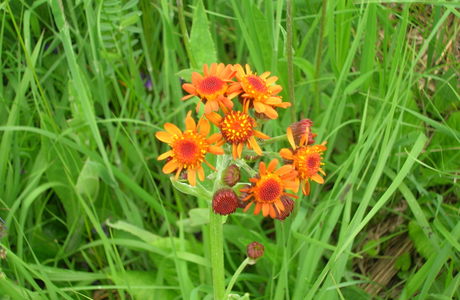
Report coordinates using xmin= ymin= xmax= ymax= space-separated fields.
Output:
xmin=212 ymin=188 xmax=238 ymax=215
xmin=222 ymin=164 xmax=240 ymax=187
xmin=247 ymin=241 xmax=264 ymax=260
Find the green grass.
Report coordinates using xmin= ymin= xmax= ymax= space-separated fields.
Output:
xmin=0 ymin=0 xmax=459 ymax=299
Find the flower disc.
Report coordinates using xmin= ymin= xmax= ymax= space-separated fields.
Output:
xmin=220 ymin=111 xmax=255 ymax=144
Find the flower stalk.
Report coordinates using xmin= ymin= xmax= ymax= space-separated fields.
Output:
xmin=209 ymin=209 xmax=225 ymax=300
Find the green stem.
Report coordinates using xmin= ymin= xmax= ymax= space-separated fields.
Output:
xmin=210 ymin=210 xmax=225 ymax=300
xmin=286 ymin=0 xmax=296 ymax=122
xmin=224 ymin=257 xmax=251 ymax=298
xmin=314 ymin=0 xmax=328 ymax=115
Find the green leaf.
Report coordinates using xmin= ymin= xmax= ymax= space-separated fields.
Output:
xmin=395 ymin=252 xmax=411 ymax=272
xmin=408 ymin=221 xmax=436 ymax=259
xmin=362 ymin=239 xmax=379 ymax=257
xmin=189 ymin=0 xmax=217 ymax=67
xmin=76 ymin=158 xmax=100 ymax=200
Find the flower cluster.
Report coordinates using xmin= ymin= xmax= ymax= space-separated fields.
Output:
xmin=156 ymin=63 xmax=327 ymax=220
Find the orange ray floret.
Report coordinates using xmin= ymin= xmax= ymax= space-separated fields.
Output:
xmin=155 ymin=111 xmax=224 ymax=186
xmin=228 ymin=64 xmax=291 ymax=119
xmin=279 ymin=127 xmax=327 ymax=195
xmin=240 ymin=159 xmax=299 ymax=219
xmin=205 ymin=104 xmax=269 ymax=159
xmin=181 ymin=63 xmax=237 ymax=114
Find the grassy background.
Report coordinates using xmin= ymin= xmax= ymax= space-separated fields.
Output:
xmin=0 ymin=0 xmax=459 ymax=299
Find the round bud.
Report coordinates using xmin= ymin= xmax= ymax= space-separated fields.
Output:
xmin=222 ymin=164 xmax=240 ymax=187
xmin=212 ymin=188 xmax=238 ymax=215
xmin=247 ymin=241 xmax=264 ymax=260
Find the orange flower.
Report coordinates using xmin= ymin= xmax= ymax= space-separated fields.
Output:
xmin=279 ymin=127 xmax=326 ymax=195
xmin=156 ymin=111 xmax=224 ymax=186
xmin=181 ymin=63 xmax=237 ymax=114
xmin=228 ymin=64 xmax=291 ymax=119
xmin=241 ymin=159 xmax=299 ymax=218
xmin=206 ymin=104 xmax=269 ymax=159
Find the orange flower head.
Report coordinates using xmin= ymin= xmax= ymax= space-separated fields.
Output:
xmin=181 ymin=63 xmax=237 ymax=114
xmin=156 ymin=111 xmax=224 ymax=186
xmin=241 ymin=159 xmax=299 ymax=219
xmin=206 ymin=106 xmax=270 ymax=159
xmin=279 ymin=127 xmax=326 ymax=195
xmin=228 ymin=64 xmax=291 ymax=119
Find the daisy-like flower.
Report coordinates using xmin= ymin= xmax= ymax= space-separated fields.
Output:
xmin=206 ymin=105 xmax=269 ymax=159
xmin=279 ymin=127 xmax=327 ymax=195
xmin=181 ymin=63 xmax=237 ymax=114
xmin=228 ymin=64 xmax=291 ymax=119
xmin=156 ymin=111 xmax=224 ymax=186
xmin=241 ymin=159 xmax=299 ymax=218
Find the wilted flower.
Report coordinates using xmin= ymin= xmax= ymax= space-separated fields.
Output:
xmin=289 ymin=119 xmax=316 ymax=145
xmin=279 ymin=127 xmax=326 ymax=195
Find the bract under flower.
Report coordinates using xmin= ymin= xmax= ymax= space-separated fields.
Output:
xmin=156 ymin=111 xmax=224 ymax=186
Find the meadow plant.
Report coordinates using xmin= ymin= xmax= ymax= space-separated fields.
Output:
xmin=156 ymin=63 xmax=327 ymax=299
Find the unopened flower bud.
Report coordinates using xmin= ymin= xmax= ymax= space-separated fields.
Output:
xmin=290 ymin=119 xmax=315 ymax=145
xmin=222 ymin=164 xmax=240 ymax=187
xmin=275 ymin=196 xmax=295 ymax=220
xmin=247 ymin=241 xmax=264 ymax=260
xmin=213 ymin=188 xmax=238 ymax=215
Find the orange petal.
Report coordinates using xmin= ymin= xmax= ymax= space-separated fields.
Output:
xmin=248 ymin=137 xmax=262 ymax=156
xmin=197 ymin=166 xmax=205 ymax=181
xmin=237 ymin=143 xmax=244 ymax=158
xmin=187 ymin=169 xmax=197 ymax=186
xmin=243 ymin=201 xmax=254 ymax=212
xmin=267 ymin=159 xmax=278 ymax=173
xmin=164 ymin=123 xmax=182 ymax=136
xmin=208 ymin=145 xmax=224 ymax=155
xmin=185 ymin=111 xmax=196 ymax=131
xmin=182 ymin=83 xmax=196 ymax=94
xmin=254 ymin=130 xmax=270 ymax=140
xmin=269 ymin=205 xmax=276 ymax=218
xmin=311 ymin=174 xmax=324 ymax=184
xmin=262 ymin=204 xmax=269 ymax=217
xmin=205 ymin=112 xmax=222 ymax=126
xmin=155 ymin=131 xmax=173 ymax=143
xmin=264 ymin=106 xmax=278 ymax=119
xmin=279 ymin=148 xmax=294 ymax=160
xmin=162 ymin=159 xmax=178 ymax=174
xmin=302 ymin=181 xmax=310 ymax=195
xmin=197 ymin=117 xmax=210 ymax=136
xmin=274 ymin=164 xmax=292 ymax=176
xmin=253 ymin=101 xmax=266 ymax=113
xmin=286 ymin=127 xmax=296 ymax=149
xmin=158 ymin=150 xmax=173 ymax=160
xmin=232 ymin=144 xmax=238 ymax=159
xmin=207 ymin=133 xmax=222 ymax=143
xmin=259 ymin=161 xmax=267 ymax=176
xmin=254 ymin=202 xmax=262 ymax=215
xmin=191 ymin=72 xmax=203 ymax=85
